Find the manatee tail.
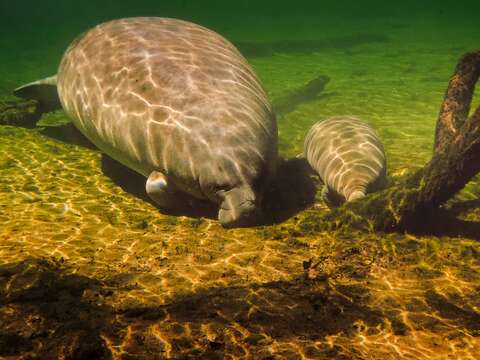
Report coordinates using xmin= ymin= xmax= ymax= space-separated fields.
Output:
xmin=13 ymin=75 xmax=61 ymax=112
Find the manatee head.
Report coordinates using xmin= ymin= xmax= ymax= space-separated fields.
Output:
xmin=216 ymin=184 xmax=262 ymax=228
xmin=205 ymin=143 xmax=277 ymax=228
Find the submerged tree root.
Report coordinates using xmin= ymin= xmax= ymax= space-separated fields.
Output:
xmin=317 ymin=51 xmax=480 ymax=234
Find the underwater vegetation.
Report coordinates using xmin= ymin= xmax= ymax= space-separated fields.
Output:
xmin=0 ymin=98 xmax=42 ymax=128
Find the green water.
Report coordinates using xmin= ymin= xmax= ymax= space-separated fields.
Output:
xmin=1 ymin=1 xmax=480 ymax=358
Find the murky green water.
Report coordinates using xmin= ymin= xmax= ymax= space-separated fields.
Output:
xmin=1 ymin=1 xmax=480 ymax=358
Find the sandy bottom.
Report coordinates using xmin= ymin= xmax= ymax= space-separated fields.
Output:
xmin=0 ymin=21 xmax=480 ymax=359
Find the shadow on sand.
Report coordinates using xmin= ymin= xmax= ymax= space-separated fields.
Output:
xmin=0 ymin=256 xmax=388 ymax=358
xmin=235 ymin=33 xmax=390 ymax=58
xmin=101 ymin=154 xmax=319 ymax=226
xmin=26 ymin=121 xmax=480 ymax=237
xmin=272 ymin=75 xmax=333 ymax=119
xmin=412 ymin=207 xmax=480 ymax=241
xmin=39 ymin=122 xmax=97 ymax=150
xmin=2 ymin=254 xmax=479 ymax=358
xmin=36 ymin=121 xmax=320 ymax=225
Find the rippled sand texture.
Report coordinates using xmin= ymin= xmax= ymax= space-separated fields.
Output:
xmin=1 ymin=20 xmax=480 ymax=359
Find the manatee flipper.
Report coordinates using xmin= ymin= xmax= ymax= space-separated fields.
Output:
xmin=14 ymin=75 xmax=61 ymax=112
xmin=218 ymin=186 xmax=258 ymax=228
xmin=146 ymin=171 xmax=181 ymax=209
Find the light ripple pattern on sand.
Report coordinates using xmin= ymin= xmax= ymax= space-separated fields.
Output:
xmin=1 ymin=19 xmax=480 ymax=359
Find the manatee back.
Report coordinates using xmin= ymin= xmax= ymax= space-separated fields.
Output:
xmin=304 ymin=116 xmax=387 ymax=202
xmin=56 ymin=17 xmax=277 ymax=202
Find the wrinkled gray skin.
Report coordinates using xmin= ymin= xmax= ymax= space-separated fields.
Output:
xmin=14 ymin=17 xmax=278 ymax=227
xmin=304 ymin=116 xmax=387 ymax=205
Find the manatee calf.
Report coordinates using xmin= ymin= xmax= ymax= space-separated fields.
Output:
xmin=14 ymin=17 xmax=278 ymax=227
xmin=303 ymin=116 xmax=387 ymax=205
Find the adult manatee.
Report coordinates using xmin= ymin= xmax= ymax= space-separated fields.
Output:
xmin=15 ymin=17 xmax=278 ymax=227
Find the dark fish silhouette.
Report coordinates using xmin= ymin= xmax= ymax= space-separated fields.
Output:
xmin=273 ymin=75 xmax=330 ymax=118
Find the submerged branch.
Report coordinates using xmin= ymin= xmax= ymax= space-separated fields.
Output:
xmin=318 ymin=50 xmax=480 ymax=233
xmin=434 ymin=51 xmax=480 ymax=153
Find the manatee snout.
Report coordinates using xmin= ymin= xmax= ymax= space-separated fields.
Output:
xmin=217 ymin=186 xmax=260 ymax=228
